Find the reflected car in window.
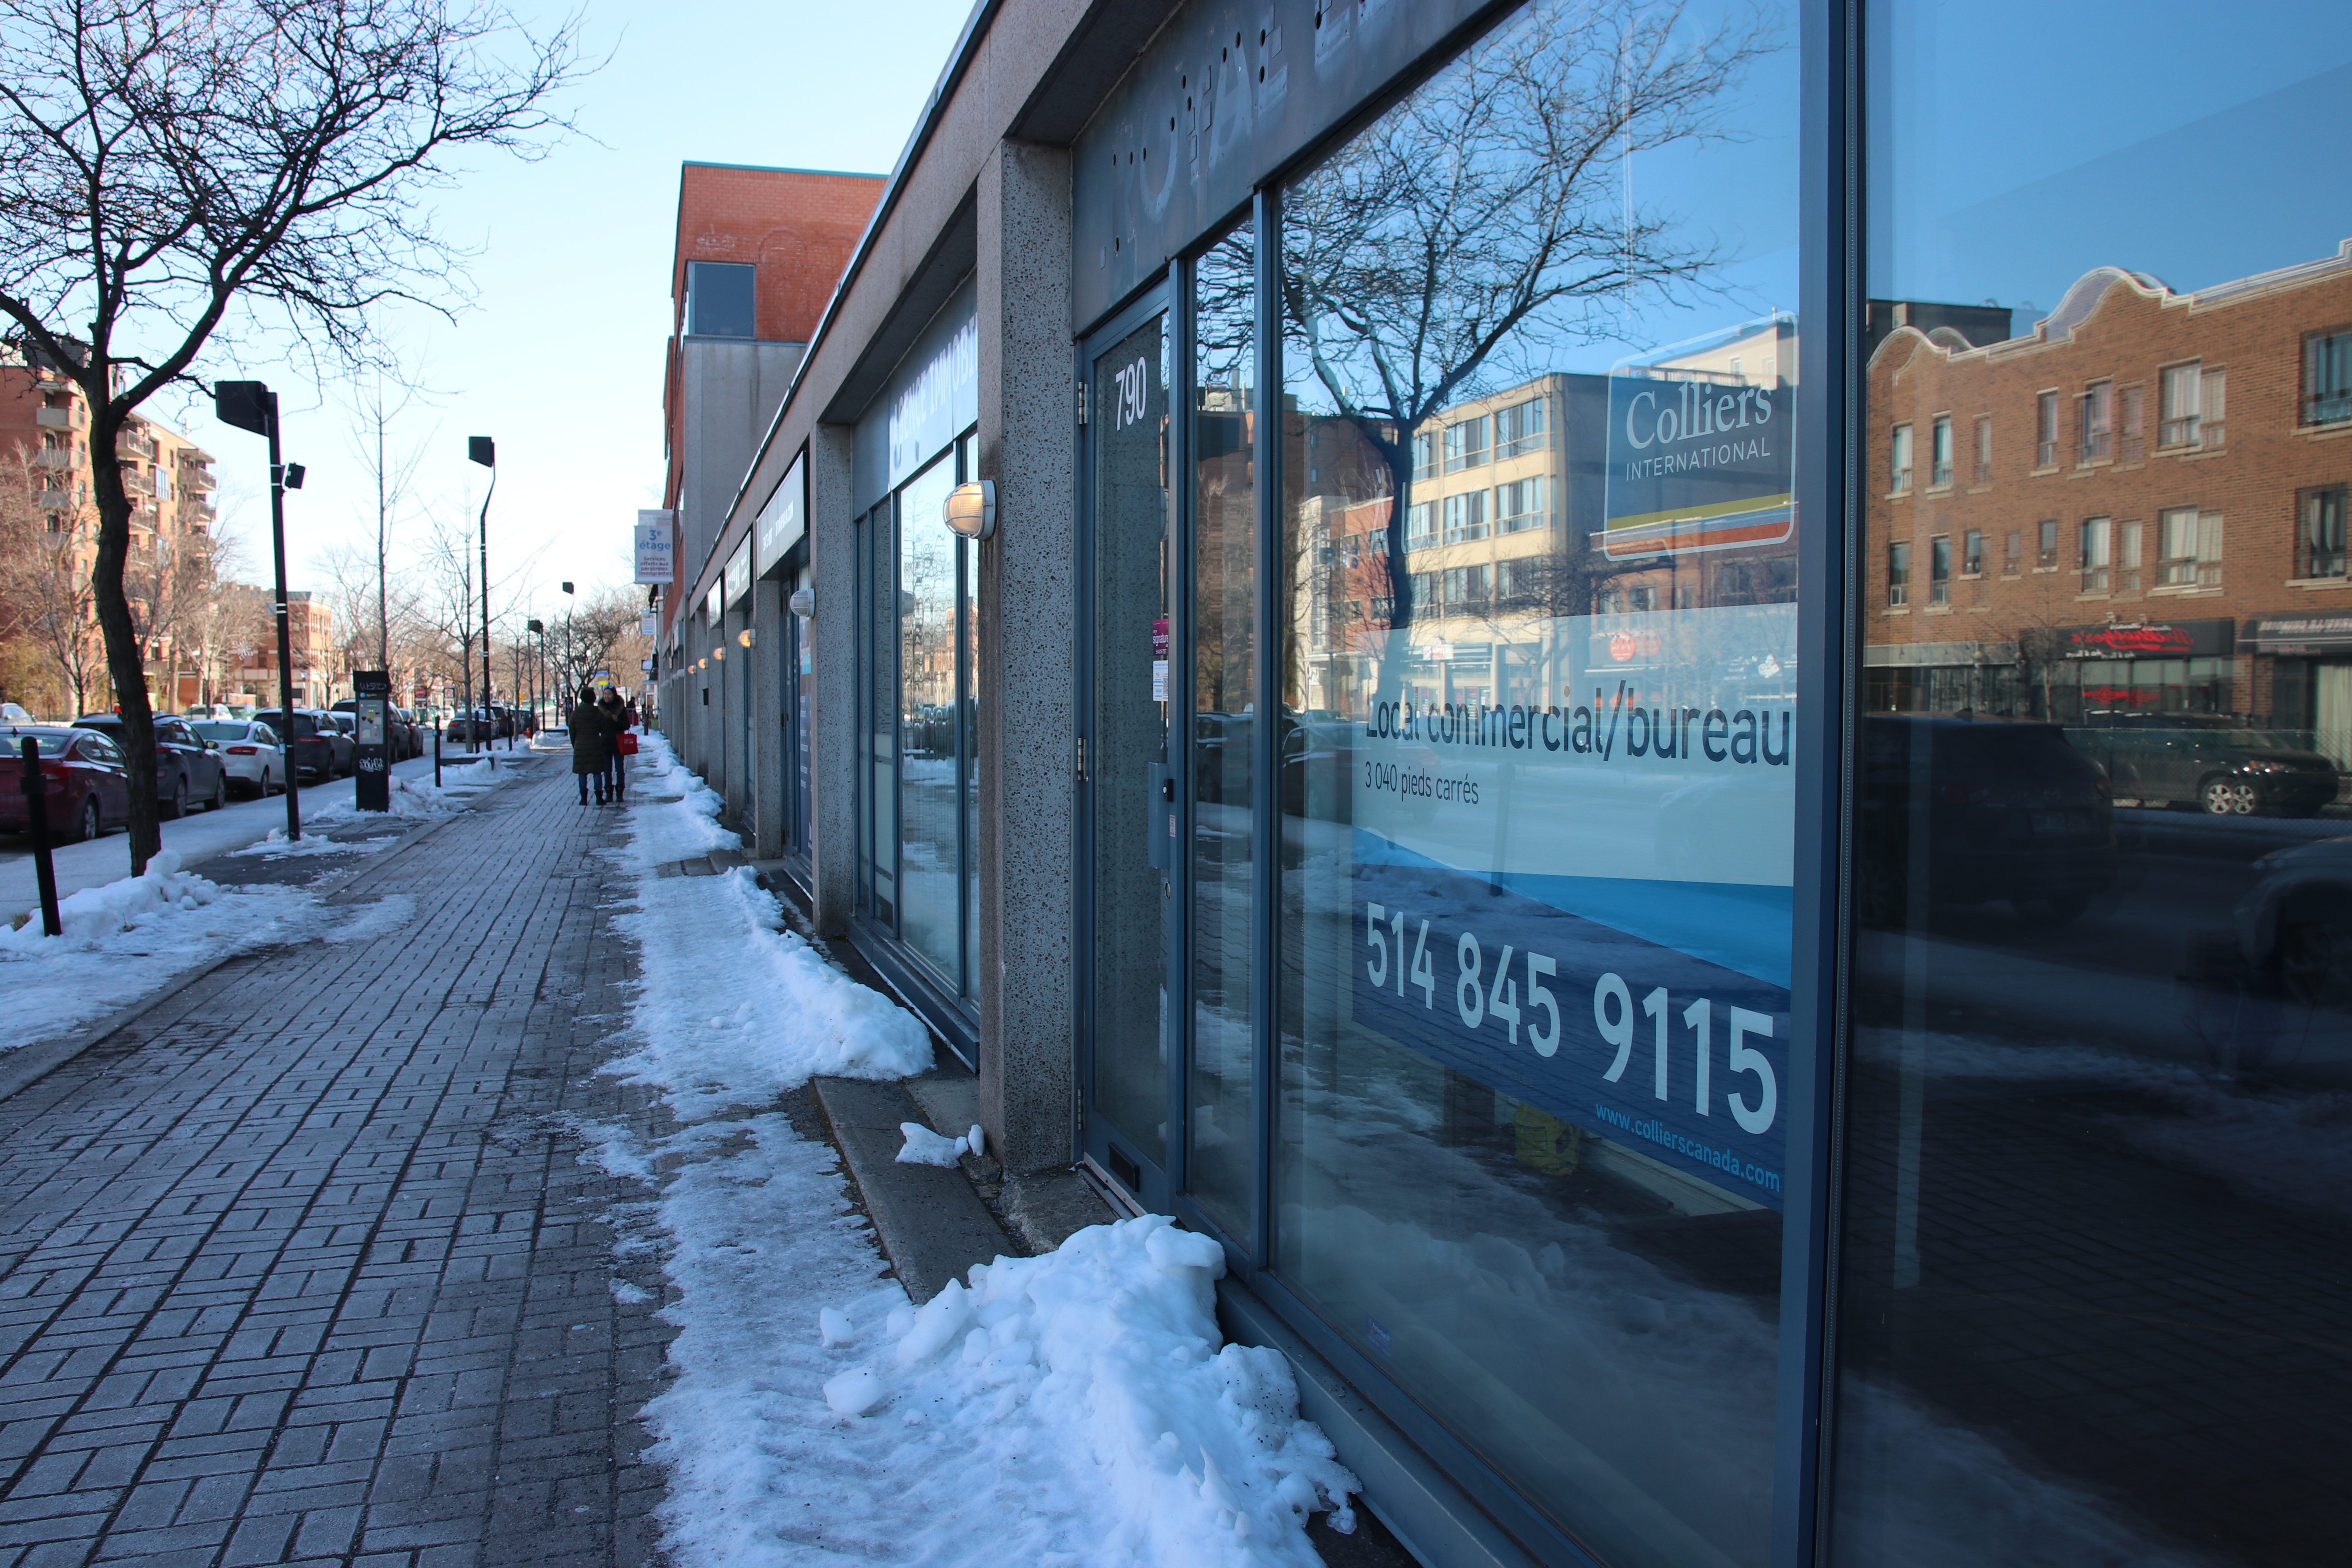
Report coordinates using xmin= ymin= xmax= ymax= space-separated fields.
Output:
xmin=2065 ymin=711 xmax=2337 ymax=816
xmin=1858 ymin=714 xmax=2117 ymax=924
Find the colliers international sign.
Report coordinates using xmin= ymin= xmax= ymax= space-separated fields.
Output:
xmin=1603 ymin=314 xmax=1796 ymax=558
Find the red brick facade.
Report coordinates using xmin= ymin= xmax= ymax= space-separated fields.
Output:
xmin=1864 ymin=241 xmax=2352 ymax=731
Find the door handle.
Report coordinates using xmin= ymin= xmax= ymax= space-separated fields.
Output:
xmin=1146 ymin=762 xmax=1175 ymax=872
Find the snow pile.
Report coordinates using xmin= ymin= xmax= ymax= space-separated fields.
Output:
xmin=0 ymin=849 xmax=220 ymax=950
xmin=897 ymin=1121 xmax=986 ymax=1166
xmin=604 ymin=733 xmax=930 ymax=1101
xmin=597 ymin=730 xmax=1359 ymax=1566
xmin=816 ymin=1216 xmax=1359 ymax=1553
xmin=304 ymin=771 xmax=477 ymax=824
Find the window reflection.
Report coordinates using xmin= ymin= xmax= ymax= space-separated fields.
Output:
xmin=898 ymin=456 xmax=964 ymax=989
xmin=1271 ymin=0 xmax=1796 ymax=1561
xmin=1839 ymin=4 xmax=2352 ymax=1563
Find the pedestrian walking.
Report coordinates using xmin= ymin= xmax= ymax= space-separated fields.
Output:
xmin=599 ymin=688 xmax=630 ymax=803
xmin=569 ymin=685 xmax=613 ymax=804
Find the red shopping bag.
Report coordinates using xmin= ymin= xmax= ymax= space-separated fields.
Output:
xmin=617 ymin=731 xmax=639 ymax=755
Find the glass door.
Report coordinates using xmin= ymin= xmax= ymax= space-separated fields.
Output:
xmin=1080 ymin=297 xmax=1175 ymax=1209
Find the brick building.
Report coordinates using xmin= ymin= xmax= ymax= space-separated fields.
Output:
xmin=1864 ymin=238 xmax=2352 ymax=762
xmin=657 ymin=162 xmax=885 ymax=647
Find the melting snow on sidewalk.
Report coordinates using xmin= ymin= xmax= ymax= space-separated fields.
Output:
xmin=0 ymin=849 xmax=385 ymax=1048
xmin=588 ymin=733 xmax=1359 ymax=1566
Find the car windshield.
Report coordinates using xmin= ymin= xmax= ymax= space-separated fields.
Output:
xmin=192 ymin=723 xmax=248 ymax=741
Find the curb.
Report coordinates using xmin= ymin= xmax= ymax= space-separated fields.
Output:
xmin=0 ymin=757 xmax=550 ymax=1107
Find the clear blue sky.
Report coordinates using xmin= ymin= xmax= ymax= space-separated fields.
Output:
xmin=151 ymin=0 xmax=977 ymax=628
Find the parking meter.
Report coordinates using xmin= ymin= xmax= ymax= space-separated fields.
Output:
xmin=354 ymin=670 xmax=391 ymax=811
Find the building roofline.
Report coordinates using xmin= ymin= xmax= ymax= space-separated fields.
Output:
xmin=679 ymin=159 xmax=887 ymax=181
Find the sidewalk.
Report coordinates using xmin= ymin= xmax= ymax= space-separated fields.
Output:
xmin=0 ymin=756 xmax=668 ymax=1567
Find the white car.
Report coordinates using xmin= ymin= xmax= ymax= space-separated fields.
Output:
xmin=190 ymin=719 xmax=283 ymax=797
xmin=183 ymin=704 xmax=237 ymax=722
xmin=0 ymin=702 xmax=32 ymax=724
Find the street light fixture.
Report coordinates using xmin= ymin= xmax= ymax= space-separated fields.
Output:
xmin=212 ymin=380 xmax=303 ymax=844
xmin=468 ymin=436 xmax=495 ymax=757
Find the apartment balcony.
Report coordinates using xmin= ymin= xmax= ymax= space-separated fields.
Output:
xmin=116 ymin=430 xmax=156 ymax=461
xmin=34 ymin=405 xmax=83 ymax=430
xmin=120 ymin=468 xmax=155 ymax=497
xmin=33 ymin=448 xmax=74 ymax=471
xmin=183 ymin=463 xmax=217 ymax=492
xmin=36 ymin=489 xmax=75 ymax=510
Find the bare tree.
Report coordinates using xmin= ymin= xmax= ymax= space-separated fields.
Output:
xmin=0 ymin=0 xmax=583 ymax=868
xmin=1276 ymin=0 xmax=1771 ymax=660
xmin=347 ymin=377 xmax=429 ymax=674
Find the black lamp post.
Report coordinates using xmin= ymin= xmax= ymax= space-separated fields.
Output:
xmin=468 ymin=436 xmax=495 ymax=759
xmin=213 ymin=380 xmax=303 ymax=844
xmin=527 ymin=618 xmax=545 ymax=733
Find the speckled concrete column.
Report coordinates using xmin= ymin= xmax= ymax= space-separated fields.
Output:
xmin=808 ymin=424 xmax=860 ymax=939
xmin=976 ymin=139 xmax=1076 ymax=1174
xmin=750 ymin=576 xmax=784 ymax=859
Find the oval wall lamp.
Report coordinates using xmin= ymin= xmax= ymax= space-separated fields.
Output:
xmin=712 ymin=645 xmax=725 ymax=661
xmin=789 ymin=588 xmax=815 ymax=619
xmin=944 ymin=479 xmax=995 ymax=540
xmin=737 ymin=627 xmax=756 ymax=649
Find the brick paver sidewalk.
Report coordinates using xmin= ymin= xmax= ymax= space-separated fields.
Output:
xmin=0 ymin=760 xmax=670 ymax=1567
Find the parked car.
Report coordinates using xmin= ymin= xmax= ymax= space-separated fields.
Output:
xmin=191 ymin=719 xmax=283 ymax=797
xmin=2064 ymin=711 xmax=2338 ymax=816
xmin=71 ymin=713 xmax=229 ymax=817
xmin=183 ymin=704 xmax=237 ymax=722
xmin=2233 ymin=838 xmax=2352 ymax=1011
xmin=0 ymin=702 xmax=34 ymax=724
xmin=0 ymin=726 xmax=129 ymax=840
xmin=445 ymin=707 xmax=512 ymax=742
xmin=329 ymin=699 xmax=421 ymax=762
xmin=252 ymin=709 xmax=348 ymax=784
xmin=1857 ymin=714 xmax=2118 ymax=924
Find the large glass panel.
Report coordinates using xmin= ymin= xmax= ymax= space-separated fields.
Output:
xmin=1090 ymin=312 xmax=1173 ymax=1174
xmin=898 ymin=456 xmax=963 ymax=987
xmin=863 ymin=503 xmax=897 ymax=926
xmin=1275 ymin=1 xmax=1799 ymax=1561
xmin=1836 ymin=7 xmax=2352 ymax=1566
xmin=960 ymin=433 xmax=981 ymax=1003
xmin=1191 ymin=225 xmax=1258 ymax=1239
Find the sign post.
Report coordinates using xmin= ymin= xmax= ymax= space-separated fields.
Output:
xmin=354 ymin=670 xmax=391 ymax=811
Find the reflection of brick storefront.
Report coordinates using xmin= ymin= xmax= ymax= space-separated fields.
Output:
xmin=1865 ymin=240 xmax=2352 ymax=755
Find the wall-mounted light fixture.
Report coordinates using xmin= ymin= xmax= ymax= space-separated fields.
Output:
xmin=737 ymin=627 xmax=756 ymax=649
xmin=944 ymin=479 xmax=995 ymax=540
xmin=789 ymin=588 xmax=815 ymax=619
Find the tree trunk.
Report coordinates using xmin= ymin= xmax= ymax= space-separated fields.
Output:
xmin=86 ymin=400 xmax=162 ymax=874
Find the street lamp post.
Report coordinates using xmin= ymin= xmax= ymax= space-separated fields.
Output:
xmin=213 ymin=380 xmax=303 ymax=844
xmin=468 ymin=436 xmax=495 ymax=761
xmin=527 ymin=618 xmax=545 ymax=736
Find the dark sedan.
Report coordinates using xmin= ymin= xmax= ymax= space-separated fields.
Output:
xmin=253 ymin=710 xmax=348 ymax=783
xmin=71 ymin=713 xmax=229 ymax=817
xmin=0 ymin=726 xmax=130 ymax=841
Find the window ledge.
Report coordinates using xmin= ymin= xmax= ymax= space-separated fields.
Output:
xmin=1883 ymin=605 xmax=1911 ymax=615
xmin=2149 ymin=584 xmax=2222 ymax=597
xmin=2287 ymin=576 xmax=2352 ymax=591
xmin=2295 ymin=421 xmax=2352 ymax=442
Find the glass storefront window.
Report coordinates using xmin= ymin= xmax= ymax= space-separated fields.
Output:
xmin=1269 ymin=0 xmax=1799 ymax=1561
xmin=1838 ymin=5 xmax=2352 ymax=1564
xmin=1190 ymin=223 xmax=1258 ymax=1240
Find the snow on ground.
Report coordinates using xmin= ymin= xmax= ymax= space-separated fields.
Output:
xmin=232 ymin=771 xmax=484 ymax=858
xmin=0 ymin=849 xmax=395 ymax=1049
xmin=587 ymin=732 xmax=1360 ymax=1566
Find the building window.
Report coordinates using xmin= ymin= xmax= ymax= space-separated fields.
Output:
xmin=1405 ymin=501 xmax=1433 ymax=546
xmin=1974 ymin=415 xmax=1993 ymax=484
xmin=2077 ymin=381 xmax=2112 ymax=465
xmin=2003 ymin=529 xmax=2020 ymax=574
xmin=1493 ymin=475 xmax=1546 ymax=532
xmin=2156 ymin=505 xmax=2221 ymax=587
xmin=1962 ymin=528 xmax=1984 ymax=576
xmin=685 ymin=260 xmax=756 ymax=338
xmin=1929 ymin=415 xmax=1953 ymax=487
xmin=2118 ymin=519 xmax=2143 ymax=593
xmin=1441 ymin=490 xmax=1488 ymax=543
xmin=2036 ymin=390 xmax=2060 ymax=466
xmin=1411 ymin=431 xmax=1438 ymax=480
xmin=1441 ymin=414 xmax=1489 ymax=472
xmin=2301 ymin=488 xmax=2349 ymax=578
xmin=1888 ymin=539 xmax=1911 ymax=606
xmin=2305 ymin=330 xmax=2352 ymax=427
xmin=1889 ymin=423 xmax=1913 ymax=492
xmin=2164 ymin=359 xmax=2201 ymax=444
xmin=1493 ymin=395 xmax=1547 ymax=459
xmin=2079 ymin=515 xmax=2111 ymax=593
xmin=2120 ymin=383 xmax=2145 ymax=462
xmin=1928 ymin=535 xmax=1951 ymax=603
xmin=2036 ymin=518 xmax=2059 ymax=568
xmin=1441 ymin=563 xmax=1491 ymax=606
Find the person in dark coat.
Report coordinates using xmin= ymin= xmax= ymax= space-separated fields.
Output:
xmin=597 ymin=689 xmax=630 ymax=802
xmin=569 ymin=686 xmax=613 ymax=804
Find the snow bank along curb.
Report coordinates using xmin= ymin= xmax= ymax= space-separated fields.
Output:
xmin=590 ymin=732 xmax=1366 ymax=1565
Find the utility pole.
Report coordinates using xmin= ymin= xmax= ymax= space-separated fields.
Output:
xmin=468 ymin=437 xmax=495 ymax=761
xmin=213 ymin=381 xmax=304 ymax=843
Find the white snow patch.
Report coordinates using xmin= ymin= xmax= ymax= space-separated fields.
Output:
xmin=320 ymin=895 xmax=417 ymax=946
xmin=595 ymin=733 xmax=1360 ymax=1566
xmin=895 ymin=1122 xmax=969 ymax=1166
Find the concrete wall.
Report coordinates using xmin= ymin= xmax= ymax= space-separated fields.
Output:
xmin=751 ymin=577 xmax=786 ymax=859
xmin=808 ymin=425 xmax=860 ymax=939
xmin=678 ymin=338 xmax=804 ymax=579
